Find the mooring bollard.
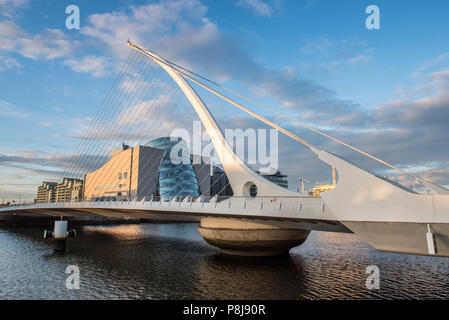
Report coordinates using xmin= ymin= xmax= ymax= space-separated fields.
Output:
xmin=44 ymin=219 xmax=76 ymax=252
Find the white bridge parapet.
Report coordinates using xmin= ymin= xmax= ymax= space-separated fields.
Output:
xmin=0 ymin=196 xmax=345 ymax=232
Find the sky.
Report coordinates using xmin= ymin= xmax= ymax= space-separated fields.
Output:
xmin=0 ymin=0 xmax=449 ymax=202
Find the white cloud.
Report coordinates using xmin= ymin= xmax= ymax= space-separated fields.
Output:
xmin=0 ymin=56 xmax=22 ymax=71
xmin=0 ymin=20 xmax=24 ymax=51
xmin=0 ymin=0 xmax=29 ymax=17
xmin=64 ymin=55 xmax=110 ymax=77
xmin=346 ymin=54 xmax=372 ymax=65
xmin=299 ymin=36 xmax=335 ymax=54
xmin=1 ymin=0 xmax=448 ymax=190
xmin=430 ymin=69 xmax=449 ymax=93
xmin=0 ymin=100 xmax=29 ymax=119
xmin=74 ymin=1 xmax=370 ymax=130
xmin=420 ymin=168 xmax=449 ymax=185
xmin=237 ymin=0 xmax=273 ymax=17
xmin=17 ymin=29 xmax=77 ymax=60
xmin=81 ymin=0 xmax=208 ymax=58
xmin=0 ymin=20 xmax=78 ymax=62
xmin=0 ymin=20 xmax=26 ymax=37
xmin=417 ymin=52 xmax=449 ymax=72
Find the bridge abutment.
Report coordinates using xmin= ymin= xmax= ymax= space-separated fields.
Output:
xmin=198 ymin=217 xmax=310 ymax=256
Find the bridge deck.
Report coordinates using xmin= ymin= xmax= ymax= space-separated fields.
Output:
xmin=0 ymin=196 xmax=350 ymax=233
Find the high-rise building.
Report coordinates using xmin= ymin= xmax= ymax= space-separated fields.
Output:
xmin=256 ymin=168 xmax=288 ymax=189
xmin=193 ymin=160 xmax=211 ymax=198
xmin=71 ymin=179 xmax=84 ymax=201
xmin=36 ymin=181 xmax=57 ymax=203
xmin=210 ymin=166 xmax=233 ymax=197
xmin=55 ymin=178 xmax=84 ymax=202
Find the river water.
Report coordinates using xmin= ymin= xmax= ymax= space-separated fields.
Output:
xmin=0 ymin=222 xmax=448 ymax=299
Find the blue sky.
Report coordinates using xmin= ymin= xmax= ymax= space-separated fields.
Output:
xmin=1 ymin=0 xmax=449 ymax=201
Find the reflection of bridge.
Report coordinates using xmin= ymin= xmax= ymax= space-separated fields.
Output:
xmin=2 ymin=41 xmax=449 ymax=257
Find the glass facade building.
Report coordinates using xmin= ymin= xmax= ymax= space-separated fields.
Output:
xmin=256 ymin=169 xmax=288 ymax=189
xmin=148 ymin=137 xmax=200 ymax=199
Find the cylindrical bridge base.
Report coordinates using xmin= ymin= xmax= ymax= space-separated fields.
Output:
xmin=198 ymin=217 xmax=310 ymax=256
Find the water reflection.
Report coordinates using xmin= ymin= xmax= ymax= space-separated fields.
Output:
xmin=0 ymin=223 xmax=448 ymax=299
xmin=194 ymin=255 xmax=307 ymax=299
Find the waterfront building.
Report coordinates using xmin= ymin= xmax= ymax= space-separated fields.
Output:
xmin=256 ymin=168 xmax=288 ymax=189
xmin=84 ymin=144 xmax=165 ymax=201
xmin=147 ymin=137 xmax=200 ymax=198
xmin=84 ymin=138 xmax=213 ymax=201
xmin=36 ymin=181 xmax=57 ymax=203
xmin=55 ymin=178 xmax=84 ymax=202
xmin=83 ymin=135 xmax=293 ymax=201
xmin=71 ymin=179 xmax=84 ymax=201
xmin=193 ymin=160 xmax=211 ymax=198
xmin=210 ymin=166 xmax=233 ymax=197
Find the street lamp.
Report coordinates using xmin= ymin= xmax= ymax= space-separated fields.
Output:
xmin=298 ymin=178 xmax=310 ymax=195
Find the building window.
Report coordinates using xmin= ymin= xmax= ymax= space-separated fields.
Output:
xmin=124 ymin=172 xmax=128 ymax=179
xmin=118 ymin=173 xmax=122 ymax=180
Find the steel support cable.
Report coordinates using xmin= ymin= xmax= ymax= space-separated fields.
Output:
xmin=67 ymin=52 xmax=144 ymax=180
xmin=82 ymin=56 xmax=169 ymax=197
xmin=129 ymin=48 xmax=294 ymax=200
xmin=167 ymin=115 xmax=237 ymax=200
xmin=101 ymin=90 xmax=191 ymax=201
xmin=215 ymin=181 xmax=233 ymax=200
xmin=117 ymin=60 xmax=166 ymax=144
xmin=99 ymin=76 xmax=189 ymax=200
xmin=145 ymin=97 xmax=217 ymax=200
xmin=122 ymin=49 xmax=254 ymax=201
xmin=121 ymin=66 xmax=206 ymax=201
xmin=86 ymin=65 xmax=188 ymax=200
xmin=73 ymin=52 xmax=158 ymax=182
xmin=170 ymin=137 xmax=231 ymax=200
xmin=96 ymin=71 xmax=189 ymax=198
xmin=62 ymin=51 xmax=136 ymax=179
xmin=124 ymin=66 xmax=187 ymax=148
xmin=128 ymin=89 xmax=199 ymax=200
xmin=75 ymin=53 xmax=155 ymax=179
xmin=128 ymin=42 xmax=422 ymax=184
xmin=70 ymin=51 xmax=144 ymax=177
xmin=62 ymin=52 xmax=134 ymax=178
xmin=171 ymin=138 xmax=232 ymax=200
xmin=128 ymin=42 xmax=313 ymax=149
xmin=72 ymin=52 xmax=156 ymax=199
xmin=136 ymin=96 xmax=201 ymax=200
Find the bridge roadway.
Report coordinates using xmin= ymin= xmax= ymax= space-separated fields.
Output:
xmin=0 ymin=196 xmax=350 ymax=234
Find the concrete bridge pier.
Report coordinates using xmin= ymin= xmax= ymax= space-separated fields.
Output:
xmin=198 ymin=217 xmax=310 ymax=256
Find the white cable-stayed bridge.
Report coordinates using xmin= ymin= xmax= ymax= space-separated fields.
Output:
xmin=2 ymin=41 xmax=449 ymax=257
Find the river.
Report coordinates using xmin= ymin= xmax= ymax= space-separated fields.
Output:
xmin=1 ymin=223 xmax=448 ymax=299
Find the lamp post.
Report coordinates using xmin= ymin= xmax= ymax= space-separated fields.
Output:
xmin=298 ymin=178 xmax=310 ymax=195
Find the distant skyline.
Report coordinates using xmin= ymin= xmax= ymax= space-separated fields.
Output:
xmin=1 ymin=0 xmax=449 ymax=202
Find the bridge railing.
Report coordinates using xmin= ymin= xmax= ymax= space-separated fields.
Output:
xmin=0 ymin=194 xmax=328 ymax=220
